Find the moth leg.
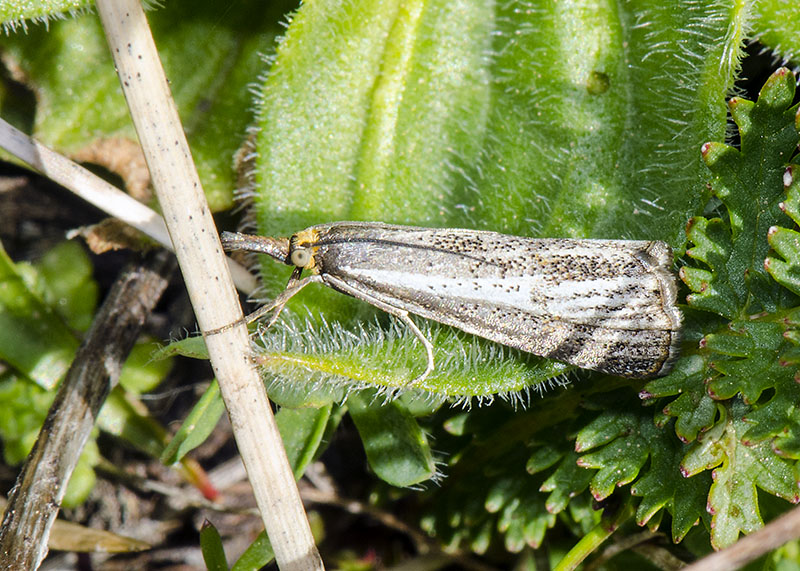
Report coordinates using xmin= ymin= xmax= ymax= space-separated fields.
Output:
xmin=206 ymin=271 xmax=322 ymax=335
xmin=257 ymin=268 xmax=312 ymax=329
xmin=394 ymin=313 xmax=435 ymax=386
xmin=323 ymin=275 xmax=434 ymax=386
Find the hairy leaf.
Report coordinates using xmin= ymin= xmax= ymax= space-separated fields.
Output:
xmin=247 ymin=0 xmax=739 ymax=403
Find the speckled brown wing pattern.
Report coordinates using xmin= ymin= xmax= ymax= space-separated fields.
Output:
xmin=303 ymin=222 xmax=682 ymax=378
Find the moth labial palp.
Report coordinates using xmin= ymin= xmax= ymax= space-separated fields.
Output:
xmin=212 ymin=222 xmax=683 ymax=386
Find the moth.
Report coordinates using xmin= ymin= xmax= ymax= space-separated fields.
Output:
xmin=215 ymin=222 xmax=682 ymax=383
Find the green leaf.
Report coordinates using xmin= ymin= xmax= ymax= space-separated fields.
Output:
xmin=495 ymin=484 xmax=554 ymax=553
xmin=630 ymin=424 xmax=709 ymax=543
xmin=347 ymin=391 xmax=435 ymax=487
xmin=681 ymin=400 xmax=800 ymax=549
xmin=642 ymin=351 xmax=719 ymax=444
xmin=34 ymin=240 xmax=98 ymax=332
xmin=199 ymin=520 xmax=229 ymax=571
xmin=682 ymin=216 xmax=738 ymax=319
xmin=0 ymin=371 xmax=54 ymax=465
xmin=0 ymin=0 xmax=91 ymax=31
xmin=231 ymin=531 xmax=274 ymax=571
xmin=525 ymin=445 xmax=564 ymax=476
xmin=0 ymin=371 xmax=100 ymax=506
xmin=421 ymin=378 xmax=633 ymax=553
xmin=0 ymin=242 xmax=80 ymax=389
xmin=254 ymin=0 xmax=492 ymax=233
xmin=632 ymin=69 xmax=800 ymax=550
xmin=276 ymin=404 xmax=334 ymax=480
xmin=574 ymin=410 xmax=638 ymax=454
xmin=119 ymin=339 xmax=173 ymax=394
xmin=245 ymin=0 xmax=741 ymax=398
xmin=161 ymin=380 xmax=225 ymax=465
xmin=766 ymin=164 xmax=800 ymax=295
xmin=765 ymin=225 xmax=800 ymax=295
xmin=0 ymin=0 xmax=288 ymax=210
xmin=665 ymin=392 xmax=719 ymax=445
xmin=684 ymin=68 xmax=800 ymax=319
xmin=740 ymin=380 xmax=800 ymax=456
xmin=252 ymin=0 xmax=739 ymax=242
xmin=704 ymin=320 xmax=787 ymax=404
xmin=540 ymin=450 xmax=596 ymax=515
xmin=485 ymin=476 xmax=524 ymax=514
xmin=98 ymin=387 xmax=168 ymax=459
xmin=709 ymin=433 xmax=799 ymax=547
xmin=753 ymin=1 xmax=800 ymax=63
xmin=573 ymin=406 xmax=713 ymax=542
xmin=576 ymin=413 xmax=649 ymax=500
xmin=253 ymin=318 xmax=569 ymax=399
xmin=152 ymin=335 xmax=210 ymax=361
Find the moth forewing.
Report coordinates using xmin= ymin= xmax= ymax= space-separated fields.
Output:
xmin=220 ymin=223 xmax=682 ymax=383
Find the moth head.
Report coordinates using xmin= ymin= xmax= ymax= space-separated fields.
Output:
xmin=288 ymin=229 xmax=318 ymax=270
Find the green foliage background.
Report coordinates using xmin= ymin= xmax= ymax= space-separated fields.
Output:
xmin=2 ymin=0 xmax=800 ymax=567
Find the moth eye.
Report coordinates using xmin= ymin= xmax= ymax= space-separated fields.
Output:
xmin=290 ymin=248 xmax=311 ymax=268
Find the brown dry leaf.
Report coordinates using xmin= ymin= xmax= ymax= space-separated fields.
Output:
xmin=0 ymin=497 xmax=150 ymax=553
xmin=68 ymin=218 xmax=158 ymax=254
xmin=72 ymin=138 xmax=151 ymax=202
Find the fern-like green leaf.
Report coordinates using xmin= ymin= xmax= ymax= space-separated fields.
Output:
xmin=682 ymin=216 xmax=738 ymax=319
xmin=766 ymin=164 xmax=800 ymax=294
xmin=703 ymin=320 xmax=789 ymax=403
xmin=641 ymin=67 xmax=800 ymax=549
xmin=682 ymin=400 xmax=799 ymax=550
xmin=684 ymin=68 xmax=799 ymax=318
xmin=629 ymin=423 xmax=710 ymax=543
xmin=575 ymin=412 xmax=650 ymax=501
